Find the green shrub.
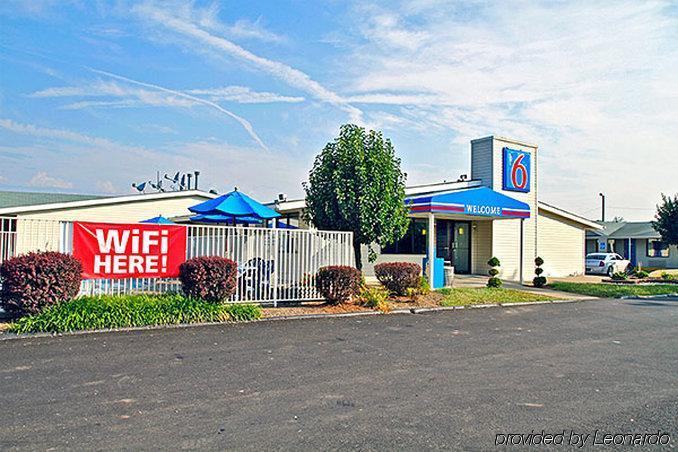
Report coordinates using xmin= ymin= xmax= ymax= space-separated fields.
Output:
xmin=634 ymin=270 xmax=649 ymax=279
xmin=611 ymin=271 xmax=628 ymax=281
xmin=533 ymin=276 xmax=547 ymax=287
xmin=533 ymin=256 xmax=547 ymax=287
xmin=487 ymin=257 xmax=501 ymax=268
xmin=0 ymin=251 xmax=82 ymax=316
xmin=487 ymin=277 xmax=503 ymax=288
xmin=660 ymin=272 xmax=673 ymax=280
xmin=488 ymin=268 xmax=499 ymax=277
xmin=357 ymin=286 xmax=390 ymax=312
xmin=225 ymin=303 xmax=263 ymax=322
xmin=417 ymin=276 xmax=430 ymax=295
xmin=374 ymin=262 xmax=421 ymax=295
xmin=316 ymin=266 xmax=362 ymax=304
xmin=8 ymin=294 xmax=261 ymax=334
xmin=179 ymin=256 xmax=238 ymax=302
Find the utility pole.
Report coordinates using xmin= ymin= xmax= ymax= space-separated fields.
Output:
xmin=599 ymin=193 xmax=605 ymax=222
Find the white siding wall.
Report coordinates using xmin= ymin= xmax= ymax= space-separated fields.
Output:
xmin=16 ymin=195 xmax=210 ymax=223
xmin=471 ymin=220 xmax=492 ymax=274
xmin=537 ymin=209 xmax=585 ymax=277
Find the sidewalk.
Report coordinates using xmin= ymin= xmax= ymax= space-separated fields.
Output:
xmin=449 ymin=274 xmax=596 ymax=301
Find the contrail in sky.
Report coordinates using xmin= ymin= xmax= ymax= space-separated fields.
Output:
xmin=89 ymin=68 xmax=268 ymax=151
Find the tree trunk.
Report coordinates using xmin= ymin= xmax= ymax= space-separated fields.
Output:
xmin=353 ymin=240 xmax=362 ymax=270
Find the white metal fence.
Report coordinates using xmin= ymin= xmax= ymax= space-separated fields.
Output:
xmin=0 ymin=217 xmax=354 ymax=305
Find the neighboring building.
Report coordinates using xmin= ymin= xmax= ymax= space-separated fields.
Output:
xmin=0 ymin=190 xmax=216 ymax=255
xmin=274 ymin=135 xmax=601 ymax=283
xmin=586 ymin=221 xmax=678 ymax=269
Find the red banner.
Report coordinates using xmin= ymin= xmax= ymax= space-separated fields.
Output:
xmin=72 ymin=222 xmax=187 ymax=279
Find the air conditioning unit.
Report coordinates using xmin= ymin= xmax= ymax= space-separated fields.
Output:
xmin=277 ymin=193 xmax=288 ymax=202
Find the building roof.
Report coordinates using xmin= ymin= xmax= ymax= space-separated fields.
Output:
xmin=0 ymin=190 xmax=217 ymax=216
xmin=0 ymin=190 xmax=107 ymax=209
xmin=587 ymin=221 xmax=660 ymax=239
xmin=538 ymin=202 xmax=602 ymax=229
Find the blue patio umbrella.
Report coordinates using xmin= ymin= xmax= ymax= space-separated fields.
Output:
xmin=190 ymin=214 xmax=262 ymax=224
xmin=189 ymin=188 xmax=281 ymax=223
xmin=140 ymin=215 xmax=175 ymax=224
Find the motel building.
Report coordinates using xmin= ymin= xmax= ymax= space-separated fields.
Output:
xmin=275 ymin=135 xmax=601 ymax=286
xmin=0 ymin=135 xmax=600 ymax=287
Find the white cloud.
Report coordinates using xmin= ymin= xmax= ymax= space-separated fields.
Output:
xmin=340 ymin=0 xmax=678 ymax=220
xmin=226 ymin=18 xmax=286 ymax=43
xmin=96 ymin=180 xmax=118 ymax=194
xmin=29 ymin=172 xmax=74 ymax=189
xmin=31 ymin=82 xmax=304 ymax=105
xmin=186 ymin=86 xmax=304 ymax=104
xmin=132 ymin=2 xmax=363 ymax=122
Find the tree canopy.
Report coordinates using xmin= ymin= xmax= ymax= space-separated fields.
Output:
xmin=651 ymin=193 xmax=678 ymax=246
xmin=304 ymin=124 xmax=410 ymax=269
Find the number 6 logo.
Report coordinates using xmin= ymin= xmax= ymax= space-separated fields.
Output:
xmin=503 ymin=148 xmax=531 ymax=193
xmin=511 ymin=154 xmax=528 ymax=189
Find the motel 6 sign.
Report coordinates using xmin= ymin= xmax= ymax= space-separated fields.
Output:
xmin=502 ymin=147 xmax=531 ymax=193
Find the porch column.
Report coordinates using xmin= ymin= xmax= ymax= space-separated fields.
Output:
xmin=428 ymin=212 xmax=435 ymax=284
xmin=520 ymin=218 xmax=525 ymax=285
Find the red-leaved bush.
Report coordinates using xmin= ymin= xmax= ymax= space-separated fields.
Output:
xmin=374 ymin=262 xmax=421 ymax=295
xmin=0 ymin=251 xmax=82 ymax=315
xmin=179 ymin=256 xmax=238 ymax=302
xmin=315 ymin=265 xmax=361 ymax=304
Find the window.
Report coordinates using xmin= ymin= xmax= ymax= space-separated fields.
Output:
xmin=381 ymin=219 xmax=427 ymax=254
xmin=646 ymin=239 xmax=669 ymax=258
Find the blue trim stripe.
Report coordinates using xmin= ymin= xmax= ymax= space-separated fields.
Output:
xmin=406 ymin=187 xmax=530 ymax=219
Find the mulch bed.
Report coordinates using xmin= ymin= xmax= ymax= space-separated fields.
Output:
xmin=260 ymin=292 xmax=444 ymax=318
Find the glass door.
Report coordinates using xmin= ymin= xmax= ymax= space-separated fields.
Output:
xmin=452 ymin=222 xmax=471 ymax=273
xmin=436 ymin=220 xmax=452 ymax=262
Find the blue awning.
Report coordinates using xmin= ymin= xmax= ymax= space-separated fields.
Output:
xmin=407 ymin=187 xmax=530 ymax=219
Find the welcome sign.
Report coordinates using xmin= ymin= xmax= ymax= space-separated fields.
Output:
xmin=72 ymin=222 xmax=187 ymax=279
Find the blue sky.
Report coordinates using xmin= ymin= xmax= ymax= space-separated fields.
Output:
xmin=1 ymin=0 xmax=676 ymax=220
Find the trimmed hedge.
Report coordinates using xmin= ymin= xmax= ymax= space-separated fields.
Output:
xmin=374 ymin=262 xmax=421 ymax=295
xmin=9 ymin=294 xmax=262 ymax=334
xmin=316 ymin=266 xmax=361 ymax=304
xmin=0 ymin=251 xmax=82 ymax=315
xmin=179 ymin=256 xmax=238 ymax=302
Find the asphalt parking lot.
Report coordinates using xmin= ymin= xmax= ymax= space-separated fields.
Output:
xmin=1 ymin=296 xmax=676 ymax=450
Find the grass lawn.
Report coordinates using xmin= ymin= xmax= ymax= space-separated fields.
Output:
xmin=437 ymin=288 xmax=556 ymax=307
xmin=9 ymin=294 xmax=262 ymax=334
xmin=549 ymin=282 xmax=678 ymax=298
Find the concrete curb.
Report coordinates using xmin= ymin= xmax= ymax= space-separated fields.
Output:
xmin=0 ymin=297 xmax=592 ymax=341
xmin=619 ymin=293 xmax=678 ymax=300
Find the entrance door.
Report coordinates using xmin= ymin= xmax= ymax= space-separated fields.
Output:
xmin=452 ymin=222 xmax=471 ymax=274
xmin=436 ymin=220 xmax=453 ymax=262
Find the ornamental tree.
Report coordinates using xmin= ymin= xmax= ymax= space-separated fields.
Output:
xmin=304 ymin=124 xmax=410 ymax=269
xmin=652 ymin=193 xmax=678 ymax=246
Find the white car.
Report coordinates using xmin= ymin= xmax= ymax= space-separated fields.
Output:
xmin=585 ymin=253 xmax=631 ymax=276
